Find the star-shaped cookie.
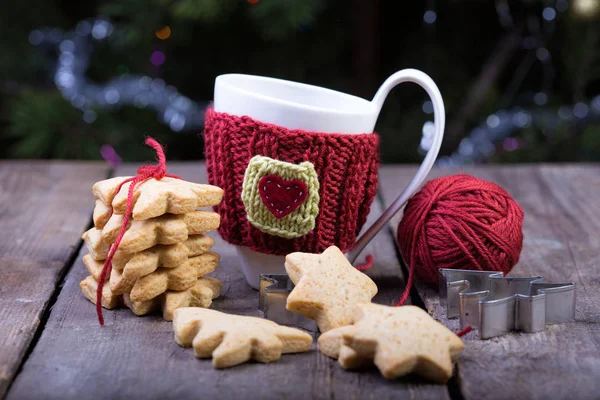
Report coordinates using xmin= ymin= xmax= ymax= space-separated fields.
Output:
xmin=93 ymin=199 xmax=112 ymax=229
xmin=101 ymin=210 xmax=220 ymax=253
xmin=82 ymin=227 xmax=110 ymax=261
xmin=80 ymin=276 xmax=120 ymax=309
xmin=110 ymin=234 xmax=214 ymax=270
xmin=120 ymin=252 xmax=220 ymax=301
xmin=82 ymin=229 xmax=212 ymax=266
xmin=84 ymin=252 xmax=220 ymax=301
xmin=124 ymin=276 xmax=223 ymax=321
xmin=318 ymin=304 xmax=464 ymax=383
xmin=284 ymin=246 xmax=377 ymax=332
xmin=80 ymin=275 xmax=222 ymax=321
xmin=173 ymin=308 xmax=313 ymax=368
xmin=93 ymin=176 xmax=224 ymax=220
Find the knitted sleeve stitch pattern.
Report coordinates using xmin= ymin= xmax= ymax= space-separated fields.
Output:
xmin=204 ymin=108 xmax=380 ymax=256
xmin=241 ymin=155 xmax=320 ymax=239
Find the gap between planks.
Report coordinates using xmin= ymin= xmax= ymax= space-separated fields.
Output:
xmin=374 ymin=188 xmax=465 ymax=400
xmin=2 ymin=167 xmax=113 ymax=399
xmin=7 ymin=163 xmax=451 ymax=400
xmin=378 ymin=164 xmax=600 ymax=400
xmin=4 ymin=224 xmax=89 ymax=396
xmin=0 ymin=161 xmax=109 ymax=399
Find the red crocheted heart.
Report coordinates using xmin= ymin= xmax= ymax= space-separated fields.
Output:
xmin=258 ymin=175 xmax=308 ymax=218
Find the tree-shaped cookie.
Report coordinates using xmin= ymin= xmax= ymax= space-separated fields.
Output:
xmin=173 ymin=308 xmax=313 ymax=368
xmin=101 ymin=210 xmax=220 ymax=253
xmin=284 ymin=246 xmax=378 ymax=332
xmin=318 ymin=304 xmax=464 ymax=383
xmin=93 ymin=176 xmax=224 ymax=220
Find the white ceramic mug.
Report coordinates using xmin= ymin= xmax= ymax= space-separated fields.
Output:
xmin=213 ymin=70 xmax=444 ymax=288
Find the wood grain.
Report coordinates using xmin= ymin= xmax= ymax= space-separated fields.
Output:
xmin=7 ymin=163 xmax=448 ymax=400
xmin=379 ymin=164 xmax=600 ymax=400
xmin=0 ymin=161 xmax=107 ymax=398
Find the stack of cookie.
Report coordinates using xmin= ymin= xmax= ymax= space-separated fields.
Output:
xmin=79 ymin=176 xmax=224 ymax=321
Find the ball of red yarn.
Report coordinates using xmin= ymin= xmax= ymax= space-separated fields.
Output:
xmin=397 ymin=174 xmax=524 ymax=286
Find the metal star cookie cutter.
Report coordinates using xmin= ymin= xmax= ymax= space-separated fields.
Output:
xmin=439 ymin=269 xmax=576 ymax=339
xmin=258 ymin=274 xmax=317 ymax=332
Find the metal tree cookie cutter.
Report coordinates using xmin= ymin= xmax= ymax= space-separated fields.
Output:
xmin=258 ymin=274 xmax=317 ymax=332
xmin=439 ymin=268 xmax=576 ymax=339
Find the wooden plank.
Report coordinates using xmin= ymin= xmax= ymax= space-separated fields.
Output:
xmin=0 ymin=161 xmax=108 ymax=398
xmin=377 ymin=166 xmax=453 ymax=328
xmin=379 ymin=164 xmax=600 ymax=400
xmin=7 ymin=163 xmax=448 ymax=400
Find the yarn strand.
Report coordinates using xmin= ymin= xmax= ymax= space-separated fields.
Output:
xmin=397 ymin=174 xmax=523 ymax=288
xmin=96 ymin=137 xmax=181 ymax=326
xmin=456 ymin=325 xmax=473 ymax=337
xmin=394 ymin=258 xmax=414 ymax=306
xmin=394 ymin=174 xmax=524 ymax=307
xmin=354 ymin=254 xmax=374 ymax=271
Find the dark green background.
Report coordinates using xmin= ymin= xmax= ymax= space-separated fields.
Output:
xmin=1 ymin=0 xmax=599 ymax=163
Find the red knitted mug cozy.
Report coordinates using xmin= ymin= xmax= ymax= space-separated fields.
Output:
xmin=204 ymin=108 xmax=380 ymax=256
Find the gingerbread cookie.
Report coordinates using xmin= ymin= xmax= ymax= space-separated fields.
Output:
xmin=93 ymin=199 xmax=112 ymax=230
xmin=284 ymin=246 xmax=377 ymax=332
xmin=81 ymin=275 xmax=222 ymax=321
xmin=82 ymin=227 xmax=110 ymax=261
xmin=92 ymin=176 xmax=129 ymax=204
xmin=93 ymin=176 xmax=224 ymax=220
xmin=173 ymin=308 xmax=313 ymax=368
xmin=101 ymin=210 xmax=220 ymax=253
xmin=123 ymin=277 xmax=222 ymax=321
xmin=83 ymin=234 xmax=213 ymax=285
xmin=84 ymin=232 xmax=213 ymax=268
xmin=83 ymin=254 xmax=107 ymax=282
xmin=119 ymin=252 xmax=220 ymax=301
xmin=318 ymin=304 xmax=464 ymax=383
xmin=85 ymin=251 xmax=219 ymax=299
xmin=80 ymin=276 xmax=120 ymax=309
xmin=111 ymin=234 xmax=213 ymax=270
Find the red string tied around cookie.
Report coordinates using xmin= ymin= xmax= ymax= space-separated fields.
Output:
xmin=96 ymin=137 xmax=181 ymax=326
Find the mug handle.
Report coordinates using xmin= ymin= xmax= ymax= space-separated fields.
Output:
xmin=346 ymin=69 xmax=445 ymax=263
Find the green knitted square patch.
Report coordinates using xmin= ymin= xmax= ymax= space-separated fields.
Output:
xmin=241 ymin=155 xmax=320 ymax=238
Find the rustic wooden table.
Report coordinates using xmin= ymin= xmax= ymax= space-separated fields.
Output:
xmin=1 ymin=161 xmax=599 ymax=400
